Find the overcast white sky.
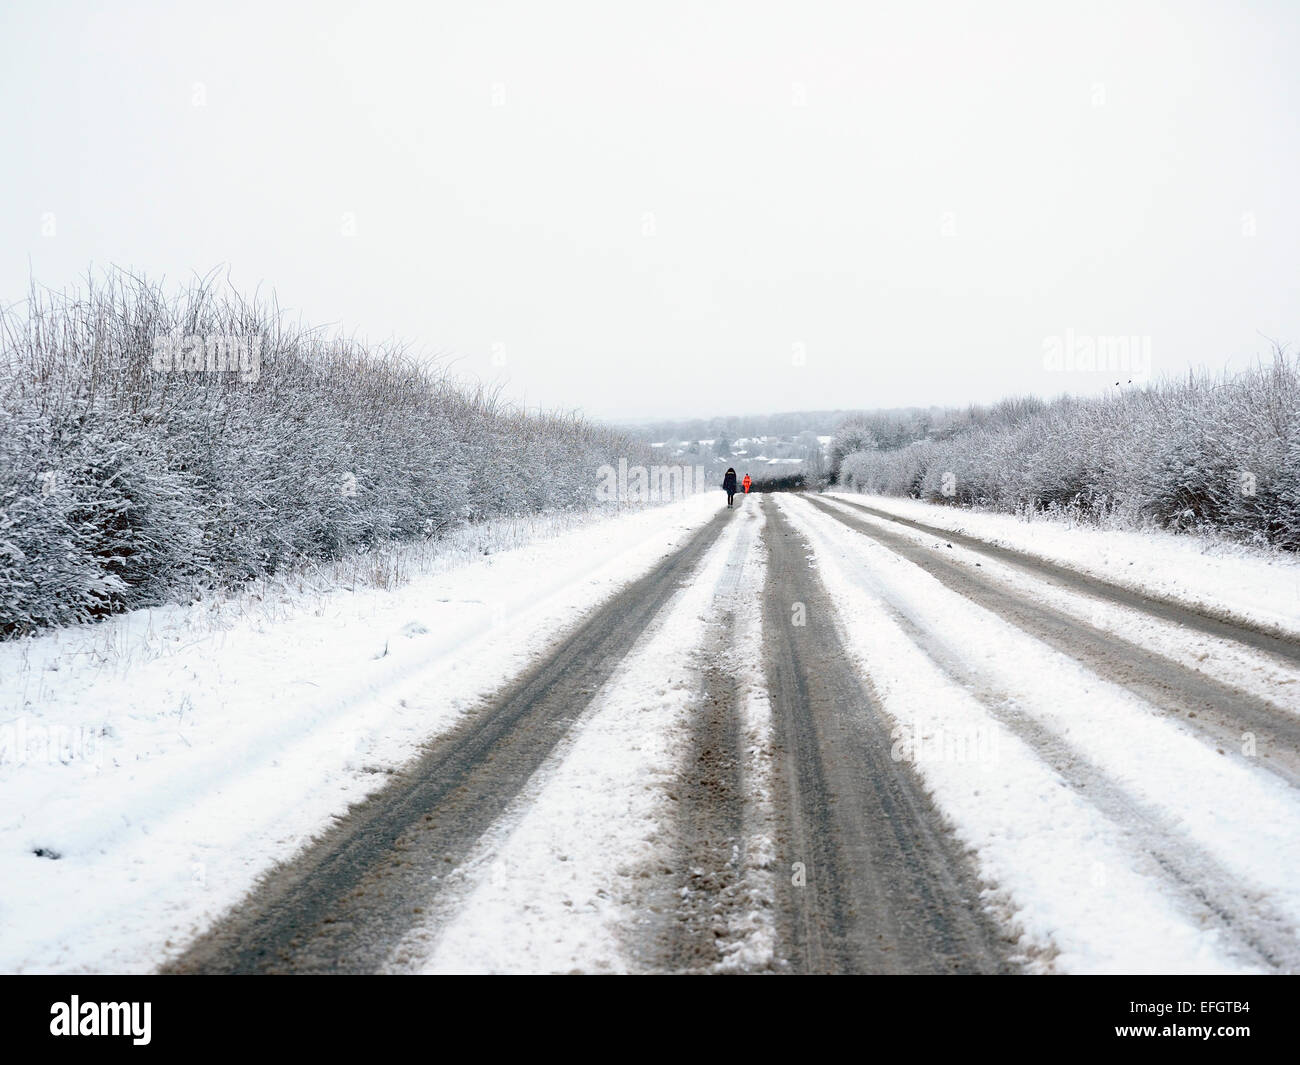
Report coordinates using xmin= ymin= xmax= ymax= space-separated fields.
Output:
xmin=2 ymin=0 xmax=1297 ymax=422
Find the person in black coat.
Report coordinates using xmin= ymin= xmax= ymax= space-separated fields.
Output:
xmin=722 ymin=467 xmax=738 ymax=508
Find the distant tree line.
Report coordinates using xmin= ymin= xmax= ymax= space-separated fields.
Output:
xmin=621 ymin=410 xmax=857 ymax=442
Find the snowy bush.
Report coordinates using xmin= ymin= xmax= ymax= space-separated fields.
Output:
xmin=835 ymin=354 xmax=1300 ymax=547
xmin=0 ymin=269 xmax=650 ymax=635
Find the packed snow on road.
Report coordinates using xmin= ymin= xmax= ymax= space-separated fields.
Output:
xmin=4 ymin=490 xmax=1300 ymax=973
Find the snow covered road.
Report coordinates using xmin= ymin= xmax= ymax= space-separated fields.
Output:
xmin=787 ymin=494 xmax=1300 ymax=972
xmin=6 ymin=489 xmax=1300 ymax=973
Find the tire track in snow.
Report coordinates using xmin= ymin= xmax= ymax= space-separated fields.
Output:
xmin=805 ymin=496 xmax=1300 ymax=788
xmin=166 ymin=510 xmax=732 ymax=973
xmin=657 ymin=499 xmax=777 ymax=972
xmin=393 ymin=500 xmax=759 ymax=972
xmin=831 ymin=495 xmax=1300 ymax=668
xmin=797 ymin=495 xmax=1300 ymax=971
xmin=660 ymin=610 xmax=747 ymax=971
xmin=759 ymin=497 xmax=1017 ymax=974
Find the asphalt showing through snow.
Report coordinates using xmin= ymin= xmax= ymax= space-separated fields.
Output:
xmin=805 ymin=495 xmax=1300 ymax=789
xmin=759 ymin=496 xmax=1016 ymax=972
xmin=168 ymin=510 xmax=732 ymax=973
xmin=167 ymin=490 xmax=1300 ymax=974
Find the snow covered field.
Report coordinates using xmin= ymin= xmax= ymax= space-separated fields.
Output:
xmin=0 ymin=497 xmax=718 ymax=972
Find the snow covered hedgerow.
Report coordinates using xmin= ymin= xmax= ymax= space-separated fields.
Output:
xmin=0 ymin=269 xmax=653 ymax=635
xmin=0 ymin=406 xmax=204 ymax=634
xmin=833 ymin=350 xmax=1300 ymax=547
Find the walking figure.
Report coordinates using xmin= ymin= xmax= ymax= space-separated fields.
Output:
xmin=723 ymin=467 xmax=738 ymax=508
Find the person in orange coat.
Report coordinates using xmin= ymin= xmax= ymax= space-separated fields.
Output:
xmin=742 ymin=473 xmax=752 ymax=494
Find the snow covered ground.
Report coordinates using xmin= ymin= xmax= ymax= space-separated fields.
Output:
xmin=386 ymin=498 xmax=775 ymax=973
xmin=783 ymin=494 xmax=1300 ymax=973
xmin=0 ymin=497 xmax=719 ymax=972
xmin=825 ymin=491 xmax=1300 ymax=640
xmin=5 ymin=484 xmax=1299 ymax=975
xmin=818 ymin=496 xmax=1300 ymax=719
